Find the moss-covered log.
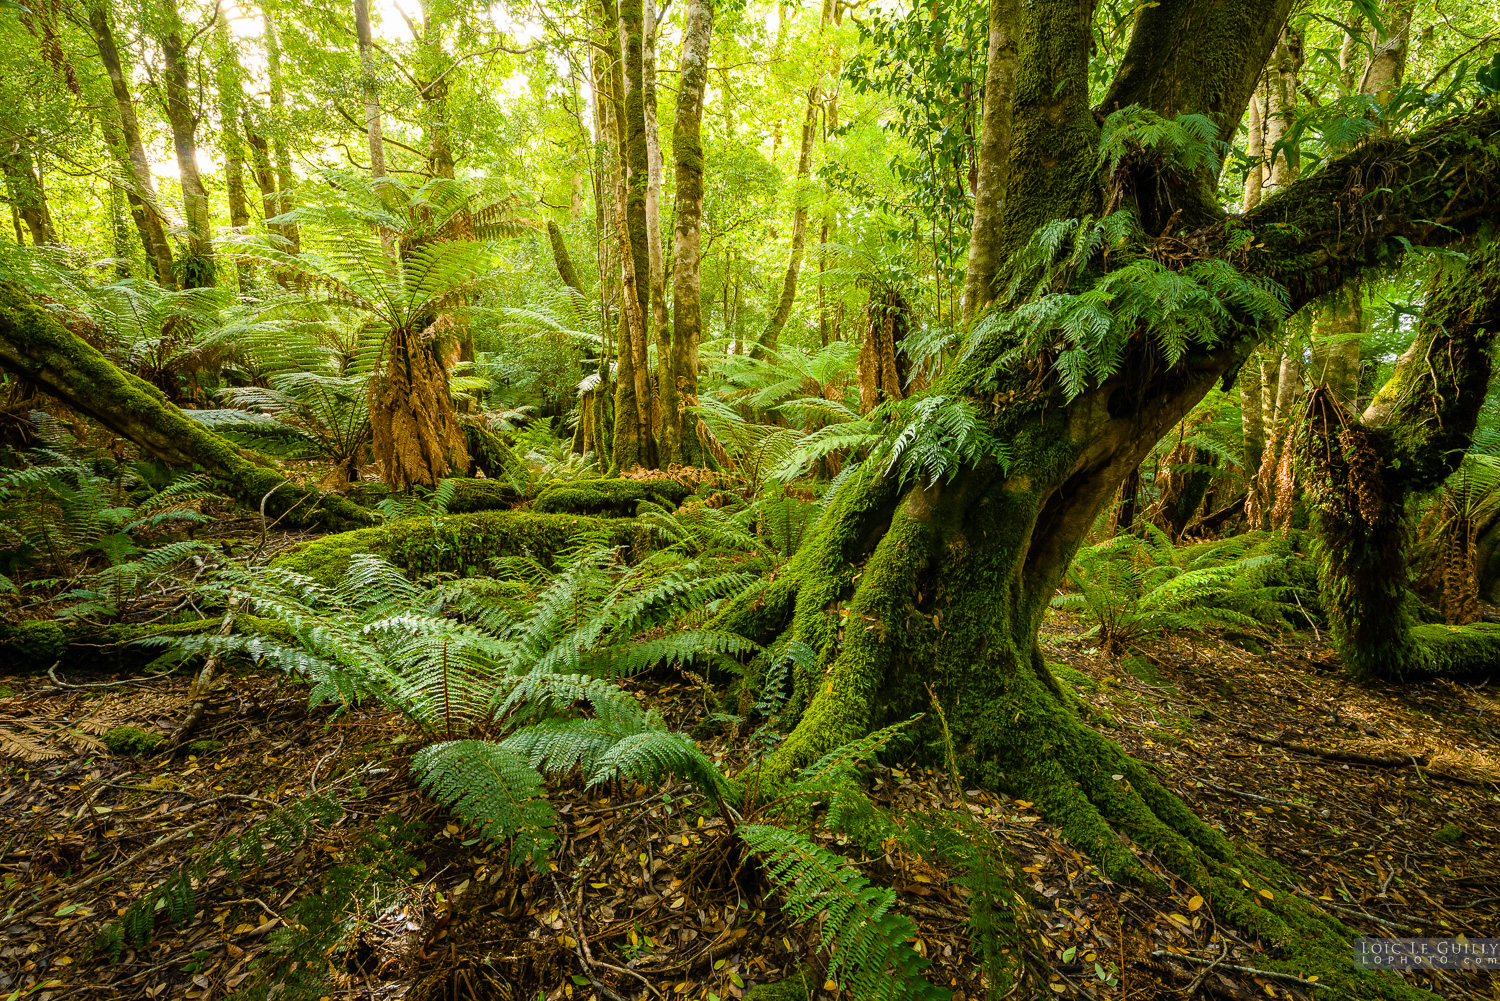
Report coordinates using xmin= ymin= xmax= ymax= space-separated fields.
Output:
xmin=0 ymin=615 xmax=289 ymax=675
xmin=532 ymin=477 xmax=691 ymax=517
xmin=345 ymin=477 xmax=521 ymax=513
xmin=0 ymin=281 xmax=373 ymax=531
xmin=270 ymin=510 xmax=640 ymax=587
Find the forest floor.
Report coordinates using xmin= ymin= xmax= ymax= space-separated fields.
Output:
xmin=2 ymin=588 xmax=1498 ymax=1001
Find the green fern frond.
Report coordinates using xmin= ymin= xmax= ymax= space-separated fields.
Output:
xmin=412 ymin=740 xmax=556 ymax=868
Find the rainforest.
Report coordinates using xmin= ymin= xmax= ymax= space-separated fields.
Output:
xmin=2 ymin=0 xmax=1500 ymax=998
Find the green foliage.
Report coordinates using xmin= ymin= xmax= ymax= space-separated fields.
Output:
xmin=1054 ymin=527 xmax=1301 ymax=656
xmin=1097 ymin=106 xmax=1227 ymax=180
xmin=738 ymin=824 xmax=948 ymax=1001
xmin=95 ymin=794 xmax=344 ymax=957
xmin=977 ymin=212 xmax=1288 ymax=400
xmin=0 ymin=415 xmax=223 ymax=583
xmin=413 ymin=740 xmax=557 ymax=867
xmin=192 ymin=373 xmax=371 ymax=475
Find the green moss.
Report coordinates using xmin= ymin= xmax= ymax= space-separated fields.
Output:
xmin=1409 ymin=623 xmax=1500 ymax=680
xmin=0 ymin=616 xmax=245 ymax=675
xmin=270 ymin=510 xmax=640 ymax=588
xmin=1433 ymin=823 xmax=1465 ymax=844
xmin=743 ymin=969 xmax=814 ymax=1001
xmin=345 ymin=478 xmax=521 ymax=513
xmin=532 ymin=477 xmax=691 ymax=517
xmin=103 ymin=726 xmax=164 ymax=755
xmin=187 ymin=739 xmax=225 ymax=754
xmin=1049 ymin=663 xmax=1097 ymax=693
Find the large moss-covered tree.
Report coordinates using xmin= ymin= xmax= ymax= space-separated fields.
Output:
xmin=717 ymin=1 xmax=1500 ymax=995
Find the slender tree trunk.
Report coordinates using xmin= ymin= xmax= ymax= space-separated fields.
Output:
xmin=645 ymin=0 xmax=675 ymax=463
xmin=261 ymin=8 xmax=300 ymax=253
xmin=961 ymin=0 xmax=1018 ymax=321
xmin=671 ymin=0 xmax=713 ymax=467
xmin=1238 ymin=350 xmax=1264 ymax=473
xmin=353 ymin=0 xmax=387 ymax=180
xmin=1263 ymin=25 xmax=1303 ymax=195
xmin=214 ymin=6 xmax=252 ymax=288
xmin=0 ymin=143 xmax=58 ymax=245
xmin=90 ymin=3 xmax=175 ymax=288
xmin=159 ymin=0 xmax=217 ymax=287
xmin=607 ymin=0 xmax=656 ymax=470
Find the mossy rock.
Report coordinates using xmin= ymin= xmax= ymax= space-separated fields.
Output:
xmin=533 ymin=477 xmax=692 ymax=517
xmin=270 ymin=510 xmax=641 ymax=588
xmin=104 ymin=726 xmax=164 ymax=755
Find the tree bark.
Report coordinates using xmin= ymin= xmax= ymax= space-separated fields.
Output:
xmin=607 ymin=0 xmax=656 ymax=470
xmin=0 ymin=281 xmax=371 ymax=530
xmin=214 ymin=6 xmax=252 ymax=288
xmin=159 ymin=0 xmax=217 ymax=288
xmin=756 ymin=88 xmax=819 ymax=357
xmin=353 ymin=0 xmax=386 ymax=180
xmin=670 ymin=0 xmax=713 ymax=468
xmin=1238 ymin=349 xmax=1263 ymax=474
xmin=644 ymin=0 xmax=674 ymax=462
xmin=90 ymin=2 xmax=176 ymax=288
xmin=261 ymin=8 xmax=300 ymax=253
xmin=961 ymin=0 xmax=1018 ymax=322
xmin=0 ymin=142 xmax=58 ymax=246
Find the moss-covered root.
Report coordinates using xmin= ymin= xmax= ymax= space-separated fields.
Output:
xmin=744 ymin=485 xmax=1437 ymax=999
xmin=270 ymin=510 xmax=640 ymax=588
xmin=0 ymin=615 xmax=286 ymax=675
xmin=0 ymin=281 xmax=372 ymax=531
xmin=532 ymin=477 xmax=692 ymax=517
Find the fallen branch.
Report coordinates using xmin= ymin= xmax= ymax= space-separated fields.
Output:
xmin=1151 ymin=951 xmax=1330 ymax=989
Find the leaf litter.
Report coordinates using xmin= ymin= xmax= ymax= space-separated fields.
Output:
xmin=0 ymin=613 xmax=1495 ymax=1001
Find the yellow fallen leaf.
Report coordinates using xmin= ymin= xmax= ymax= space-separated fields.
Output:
xmin=1187 ymin=895 xmax=1204 ymax=911
xmin=1168 ymin=913 xmax=1192 ymax=927
xmin=1259 ymin=889 xmax=1274 ymax=900
xmin=1049 ymin=984 xmax=1066 ymax=994
xmin=825 ymin=980 xmax=839 ymax=991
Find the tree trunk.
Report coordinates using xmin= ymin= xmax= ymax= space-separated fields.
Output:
xmin=1310 ymin=281 xmax=1362 ymax=407
xmin=159 ymin=0 xmax=217 ymax=288
xmin=607 ymin=0 xmax=656 ymax=471
xmin=0 ymin=281 xmax=370 ymax=530
xmin=961 ymin=0 xmax=1018 ymax=321
xmin=90 ymin=2 xmax=175 ymax=288
xmin=644 ymin=0 xmax=675 ymax=463
xmin=353 ymin=0 xmax=387 ymax=180
xmin=160 ymin=0 xmax=217 ymax=288
xmin=1238 ymin=349 xmax=1264 ymax=474
xmin=1308 ymin=238 xmax=1500 ymax=680
xmin=670 ymin=0 xmax=713 ymax=468
xmin=214 ymin=6 xmax=252 ymax=288
xmin=756 ymin=88 xmax=819 ymax=356
xmin=712 ymin=0 xmax=1500 ymax=990
xmin=0 ymin=142 xmax=58 ymax=246
xmin=261 ymin=8 xmax=300 ymax=254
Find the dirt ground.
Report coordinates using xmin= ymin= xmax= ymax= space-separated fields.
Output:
xmin=2 ymin=606 xmax=1497 ymax=1001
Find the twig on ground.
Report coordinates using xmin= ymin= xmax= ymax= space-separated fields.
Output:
xmin=1151 ymin=951 xmax=1330 ymax=988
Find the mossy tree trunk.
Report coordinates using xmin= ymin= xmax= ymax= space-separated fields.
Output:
xmin=260 ymin=8 xmax=301 ymax=256
xmin=0 ymin=281 xmax=372 ymax=530
xmin=89 ymin=1 xmax=176 ymax=290
xmin=1308 ymin=239 xmax=1500 ymax=680
xmin=718 ymin=1 xmax=1500 ymax=992
xmin=669 ymin=0 xmax=713 ymax=469
xmin=158 ymin=0 xmax=217 ymax=288
xmin=607 ymin=0 xmax=657 ymax=471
